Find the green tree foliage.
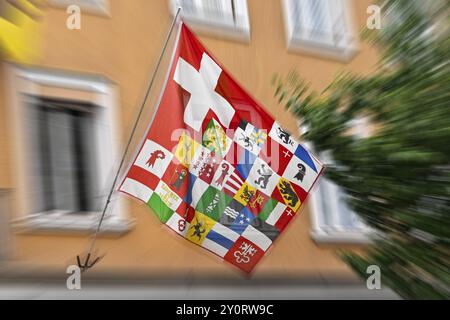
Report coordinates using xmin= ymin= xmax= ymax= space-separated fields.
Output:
xmin=274 ymin=0 xmax=449 ymax=299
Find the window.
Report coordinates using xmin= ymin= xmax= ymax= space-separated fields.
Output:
xmin=48 ymin=0 xmax=110 ymax=15
xmin=309 ymin=156 xmax=374 ymax=244
xmin=6 ymin=66 xmax=131 ymax=233
xmin=282 ymin=0 xmax=358 ymax=61
xmin=171 ymin=0 xmax=250 ymax=41
xmin=302 ymin=119 xmax=374 ymax=244
xmin=26 ymin=98 xmax=100 ymax=215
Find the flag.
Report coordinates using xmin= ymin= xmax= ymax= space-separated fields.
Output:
xmin=0 ymin=0 xmax=42 ymax=63
xmin=119 ymin=23 xmax=324 ymax=273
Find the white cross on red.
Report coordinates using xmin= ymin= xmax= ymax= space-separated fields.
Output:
xmin=174 ymin=53 xmax=236 ymax=131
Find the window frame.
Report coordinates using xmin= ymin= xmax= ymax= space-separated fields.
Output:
xmin=5 ymin=64 xmax=132 ymax=234
xmin=299 ymin=120 xmax=374 ymax=244
xmin=170 ymin=0 xmax=251 ymax=42
xmin=308 ymin=154 xmax=374 ymax=244
xmin=281 ymin=0 xmax=359 ymax=62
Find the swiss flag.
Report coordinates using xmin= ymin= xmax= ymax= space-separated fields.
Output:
xmin=118 ymin=22 xmax=324 ymax=274
xmin=141 ymin=23 xmax=276 ymax=152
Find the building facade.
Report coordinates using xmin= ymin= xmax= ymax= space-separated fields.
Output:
xmin=0 ymin=0 xmax=381 ymax=286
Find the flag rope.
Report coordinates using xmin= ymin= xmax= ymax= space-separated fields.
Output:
xmin=77 ymin=7 xmax=183 ymax=272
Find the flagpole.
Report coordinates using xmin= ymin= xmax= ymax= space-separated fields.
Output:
xmin=77 ymin=7 xmax=183 ymax=272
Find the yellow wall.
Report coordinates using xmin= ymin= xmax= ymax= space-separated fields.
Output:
xmin=4 ymin=0 xmax=377 ymax=279
xmin=0 ymin=64 xmax=7 ymax=188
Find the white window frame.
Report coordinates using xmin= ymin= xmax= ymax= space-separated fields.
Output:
xmin=281 ymin=0 xmax=358 ymax=62
xmin=300 ymin=120 xmax=374 ymax=244
xmin=48 ymin=0 xmax=110 ymax=16
xmin=5 ymin=64 xmax=133 ymax=234
xmin=170 ymin=0 xmax=251 ymax=42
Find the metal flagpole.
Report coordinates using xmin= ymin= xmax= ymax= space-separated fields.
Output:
xmin=77 ymin=7 xmax=183 ymax=272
